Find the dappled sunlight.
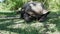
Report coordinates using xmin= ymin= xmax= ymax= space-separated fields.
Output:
xmin=30 ymin=23 xmax=44 ymax=28
xmin=0 ymin=0 xmax=60 ymax=34
xmin=0 ymin=20 xmax=12 ymax=24
xmin=47 ymin=24 xmax=56 ymax=29
xmin=46 ymin=30 xmax=60 ymax=34
xmin=0 ymin=11 xmax=60 ymax=34
xmin=46 ymin=11 xmax=60 ymax=31
xmin=7 ymin=22 xmax=44 ymax=31
xmin=0 ymin=30 xmax=18 ymax=34
xmin=7 ymin=23 xmax=29 ymax=29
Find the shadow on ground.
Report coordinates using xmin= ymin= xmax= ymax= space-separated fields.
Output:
xmin=47 ymin=11 xmax=60 ymax=31
xmin=0 ymin=11 xmax=60 ymax=34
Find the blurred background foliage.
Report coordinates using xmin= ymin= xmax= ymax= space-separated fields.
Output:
xmin=0 ymin=0 xmax=60 ymax=34
xmin=0 ymin=0 xmax=60 ymax=11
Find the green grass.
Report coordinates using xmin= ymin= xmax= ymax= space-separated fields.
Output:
xmin=0 ymin=11 xmax=60 ymax=34
xmin=0 ymin=0 xmax=60 ymax=34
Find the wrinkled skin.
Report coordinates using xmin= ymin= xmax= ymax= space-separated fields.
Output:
xmin=17 ymin=1 xmax=50 ymax=22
